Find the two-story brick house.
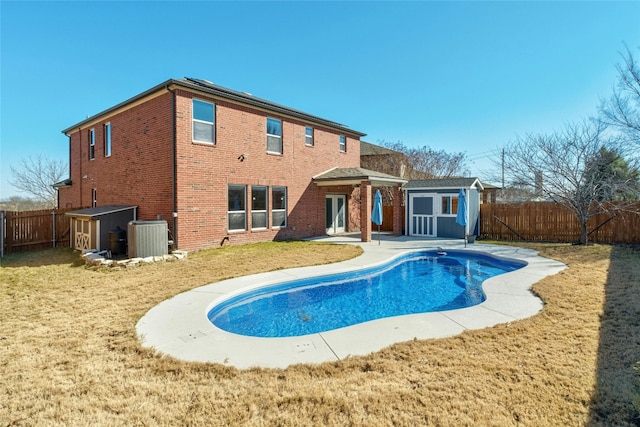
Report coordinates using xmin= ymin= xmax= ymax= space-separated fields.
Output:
xmin=57 ymin=78 xmax=405 ymax=252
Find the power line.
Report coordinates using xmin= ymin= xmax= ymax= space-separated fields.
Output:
xmin=466 ymin=149 xmax=502 ymax=161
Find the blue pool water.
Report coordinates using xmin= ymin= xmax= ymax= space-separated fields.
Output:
xmin=207 ymin=250 xmax=525 ymax=338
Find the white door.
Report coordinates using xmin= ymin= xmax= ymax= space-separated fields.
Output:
xmin=74 ymin=219 xmax=91 ymax=250
xmin=409 ymin=194 xmax=436 ymax=237
xmin=326 ymin=195 xmax=346 ymax=234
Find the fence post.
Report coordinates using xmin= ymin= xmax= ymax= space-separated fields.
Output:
xmin=52 ymin=210 xmax=56 ymax=248
xmin=0 ymin=211 xmax=4 ymax=257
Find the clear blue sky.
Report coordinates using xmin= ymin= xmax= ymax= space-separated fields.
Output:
xmin=1 ymin=1 xmax=639 ymax=199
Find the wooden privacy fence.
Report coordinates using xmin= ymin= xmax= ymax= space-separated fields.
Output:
xmin=481 ymin=202 xmax=640 ymax=244
xmin=1 ymin=207 xmax=78 ymax=255
xmin=371 ymin=206 xmax=405 ymax=232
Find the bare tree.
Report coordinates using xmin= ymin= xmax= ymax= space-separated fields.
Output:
xmin=503 ymin=120 xmax=639 ymax=245
xmin=600 ymin=45 xmax=640 ymax=145
xmin=0 ymin=196 xmax=52 ymax=211
xmin=379 ymin=141 xmax=469 ymax=179
xmin=362 ymin=141 xmax=469 ymax=206
xmin=9 ymin=155 xmax=67 ymax=208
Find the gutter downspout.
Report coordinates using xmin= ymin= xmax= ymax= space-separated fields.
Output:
xmin=167 ymin=85 xmax=178 ymax=249
xmin=77 ymin=128 xmax=83 ymax=207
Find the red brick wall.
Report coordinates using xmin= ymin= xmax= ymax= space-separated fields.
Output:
xmin=173 ymin=90 xmax=361 ymax=250
xmin=58 ymin=93 xmax=174 ymax=224
xmin=59 ymin=87 xmax=363 ymax=252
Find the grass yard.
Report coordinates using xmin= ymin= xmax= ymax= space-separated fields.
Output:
xmin=1 ymin=241 xmax=639 ymax=426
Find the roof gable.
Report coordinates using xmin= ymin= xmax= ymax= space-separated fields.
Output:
xmin=404 ymin=177 xmax=484 ymax=191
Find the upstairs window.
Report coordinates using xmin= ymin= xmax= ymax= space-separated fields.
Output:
xmin=272 ymin=186 xmax=287 ymax=228
xmin=192 ymin=99 xmax=215 ymax=144
xmin=104 ymin=123 xmax=111 ymax=157
xmin=266 ymin=118 xmax=282 ymax=154
xmin=305 ymin=126 xmax=314 ymax=146
xmin=91 ymin=188 xmax=97 ymax=207
xmin=228 ymin=185 xmax=246 ymax=231
xmin=251 ymin=186 xmax=268 ymax=229
xmin=89 ymin=129 xmax=95 ymax=160
xmin=339 ymin=135 xmax=346 ymax=152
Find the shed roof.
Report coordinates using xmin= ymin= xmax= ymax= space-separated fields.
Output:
xmin=404 ymin=177 xmax=484 ymax=191
xmin=65 ymin=205 xmax=137 ymax=219
xmin=62 ymin=78 xmax=366 ymax=137
xmin=313 ymin=167 xmax=407 ymax=187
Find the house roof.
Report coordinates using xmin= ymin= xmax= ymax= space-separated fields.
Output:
xmin=482 ymin=183 xmax=501 ymax=190
xmin=65 ymin=205 xmax=137 ymax=218
xmin=360 ymin=141 xmax=402 ymax=156
xmin=404 ymin=177 xmax=484 ymax=191
xmin=53 ymin=178 xmax=72 ymax=188
xmin=62 ymin=78 xmax=366 ymax=137
xmin=313 ymin=167 xmax=407 ymax=187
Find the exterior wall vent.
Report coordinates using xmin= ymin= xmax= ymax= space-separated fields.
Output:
xmin=127 ymin=220 xmax=168 ymax=258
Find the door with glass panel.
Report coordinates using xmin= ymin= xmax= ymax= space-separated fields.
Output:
xmin=325 ymin=195 xmax=346 ymax=234
xmin=409 ymin=194 xmax=435 ymax=237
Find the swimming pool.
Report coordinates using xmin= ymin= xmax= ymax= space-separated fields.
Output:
xmin=207 ymin=250 xmax=525 ymax=337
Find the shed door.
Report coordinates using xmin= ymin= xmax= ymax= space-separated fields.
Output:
xmin=409 ymin=194 xmax=435 ymax=237
xmin=74 ymin=219 xmax=91 ymax=250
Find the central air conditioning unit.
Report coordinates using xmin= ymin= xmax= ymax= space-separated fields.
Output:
xmin=127 ymin=220 xmax=168 ymax=258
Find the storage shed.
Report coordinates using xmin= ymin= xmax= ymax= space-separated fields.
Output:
xmin=404 ymin=178 xmax=483 ymax=239
xmin=66 ymin=206 xmax=137 ymax=252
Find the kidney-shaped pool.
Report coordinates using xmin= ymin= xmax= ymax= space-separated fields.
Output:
xmin=207 ymin=250 xmax=526 ymax=337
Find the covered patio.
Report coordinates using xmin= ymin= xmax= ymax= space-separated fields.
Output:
xmin=312 ymin=167 xmax=407 ymax=242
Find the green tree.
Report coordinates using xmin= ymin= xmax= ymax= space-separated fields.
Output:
xmin=583 ymin=147 xmax=640 ymax=202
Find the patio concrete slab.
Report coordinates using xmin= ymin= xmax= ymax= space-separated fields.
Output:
xmin=136 ymin=234 xmax=566 ymax=369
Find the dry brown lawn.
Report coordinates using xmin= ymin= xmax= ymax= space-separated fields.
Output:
xmin=1 ymin=240 xmax=639 ymax=426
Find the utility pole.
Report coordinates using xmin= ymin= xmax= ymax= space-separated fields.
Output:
xmin=501 ymin=148 xmax=505 ymax=201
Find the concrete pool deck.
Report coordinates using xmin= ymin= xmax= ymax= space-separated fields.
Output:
xmin=136 ymin=235 xmax=566 ymax=369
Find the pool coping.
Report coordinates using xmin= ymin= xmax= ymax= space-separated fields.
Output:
xmin=136 ymin=235 xmax=566 ymax=369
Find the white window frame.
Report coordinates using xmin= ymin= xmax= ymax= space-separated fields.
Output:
xmin=192 ymin=98 xmax=215 ymax=144
xmin=104 ymin=122 xmax=111 ymax=157
xmin=91 ymin=188 xmax=97 ymax=207
xmin=339 ymin=135 xmax=346 ymax=152
xmin=305 ymin=126 xmax=314 ymax=146
xmin=228 ymin=185 xmax=246 ymax=231
xmin=251 ymin=186 xmax=268 ymax=230
xmin=271 ymin=186 xmax=287 ymax=228
xmin=89 ymin=128 xmax=95 ymax=160
xmin=440 ymin=195 xmax=459 ymax=216
xmin=266 ymin=117 xmax=283 ymax=154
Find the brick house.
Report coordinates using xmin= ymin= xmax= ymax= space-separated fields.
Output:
xmin=57 ymin=78 xmax=405 ymax=252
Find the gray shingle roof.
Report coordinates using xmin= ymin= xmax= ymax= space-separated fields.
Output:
xmin=65 ymin=205 xmax=137 ymax=218
xmin=404 ymin=177 xmax=484 ymax=190
xmin=313 ymin=167 xmax=407 ymax=186
xmin=360 ymin=141 xmax=402 ymax=156
xmin=62 ymin=78 xmax=366 ymax=137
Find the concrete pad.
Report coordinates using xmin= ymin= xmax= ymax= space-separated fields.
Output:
xmin=136 ymin=234 xmax=566 ymax=369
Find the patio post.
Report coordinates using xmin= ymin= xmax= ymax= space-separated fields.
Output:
xmin=360 ymin=180 xmax=372 ymax=242
xmin=393 ymin=185 xmax=403 ymax=236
